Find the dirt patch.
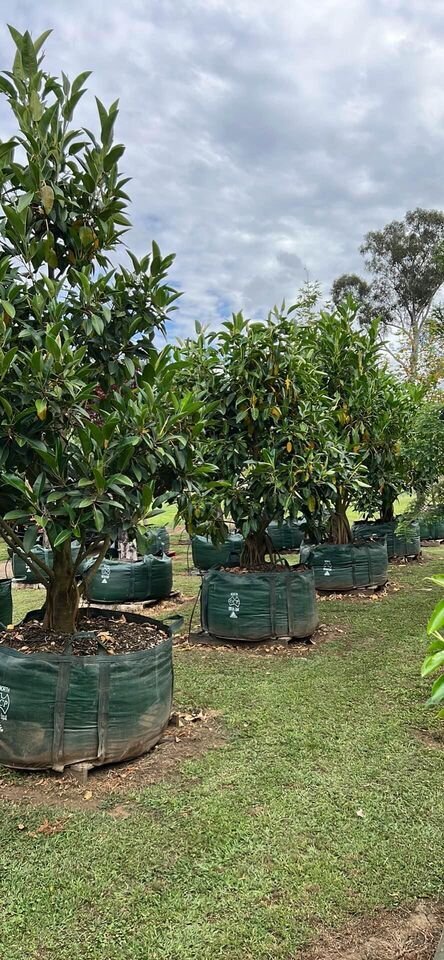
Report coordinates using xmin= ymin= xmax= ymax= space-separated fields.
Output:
xmin=413 ymin=728 xmax=444 ymax=750
xmin=0 ymin=708 xmax=225 ymax=811
xmin=390 ymin=554 xmax=425 ymax=565
xmin=317 ymin=580 xmax=402 ymax=603
xmin=176 ymin=623 xmax=344 ymax=657
xmin=295 ymin=900 xmax=444 ymax=960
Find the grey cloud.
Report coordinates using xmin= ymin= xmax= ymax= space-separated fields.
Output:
xmin=1 ymin=0 xmax=444 ymax=334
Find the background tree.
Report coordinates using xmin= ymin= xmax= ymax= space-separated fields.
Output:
xmin=361 ymin=208 xmax=444 ymax=381
xmin=176 ymin=308 xmax=340 ymax=565
xmin=403 ymin=398 xmax=444 ymax=523
xmin=331 ymin=209 xmax=444 ymax=381
xmin=330 ymin=274 xmax=372 ymax=325
xmin=0 ymin=27 xmax=203 ymax=632
xmin=303 ymin=302 xmax=407 ymax=542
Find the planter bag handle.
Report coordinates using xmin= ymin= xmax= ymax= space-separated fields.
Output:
xmin=162 ymin=614 xmax=184 ymax=636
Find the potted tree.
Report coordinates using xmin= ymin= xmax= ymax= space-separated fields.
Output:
xmin=351 ymin=374 xmax=422 ymax=557
xmin=177 ymin=307 xmax=337 ymax=641
xmin=299 ymin=302 xmax=392 ymax=589
xmin=0 ymin=28 xmax=203 ymax=771
xmin=404 ymin=399 xmax=444 ymax=542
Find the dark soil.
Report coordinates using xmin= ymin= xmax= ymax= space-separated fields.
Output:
xmin=0 ymin=613 xmax=169 ymax=656
xmin=296 ymin=899 xmax=444 ymax=960
xmin=219 ymin=563 xmax=307 ymax=574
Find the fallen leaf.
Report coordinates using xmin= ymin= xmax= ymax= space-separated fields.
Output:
xmin=356 ymin=808 xmax=365 ymax=818
xmin=83 ymin=790 xmax=92 ymax=801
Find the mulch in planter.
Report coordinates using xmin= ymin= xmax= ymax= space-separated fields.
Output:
xmin=0 ymin=613 xmax=169 ymax=657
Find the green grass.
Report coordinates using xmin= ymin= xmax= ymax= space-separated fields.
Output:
xmin=1 ymin=547 xmax=443 ymax=958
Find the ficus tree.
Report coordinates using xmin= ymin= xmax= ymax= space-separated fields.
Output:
xmin=0 ymin=27 xmax=204 ymax=632
xmin=352 ymin=374 xmax=419 ymax=523
xmin=175 ymin=306 xmax=343 ymax=566
xmin=403 ymin=398 xmax=444 ymax=523
xmin=303 ymin=300 xmax=408 ymax=542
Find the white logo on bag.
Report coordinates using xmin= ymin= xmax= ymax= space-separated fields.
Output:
xmin=0 ymin=684 xmax=10 ymax=730
xmin=323 ymin=560 xmax=332 ymax=577
xmin=100 ymin=563 xmax=111 ymax=584
xmin=228 ymin=592 xmax=240 ymax=619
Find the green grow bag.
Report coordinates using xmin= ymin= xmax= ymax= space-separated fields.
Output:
xmin=86 ymin=554 xmax=172 ymax=603
xmin=145 ymin=525 xmax=170 ymax=554
xmin=352 ymin=519 xmax=421 ymax=559
xmin=300 ymin=540 xmax=388 ymax=591
xmin=419 ymin=516 xmax=444 ymax=541
xmin=12 ymin=542 xmax=80 ymax=584
xmin=0 ymin=608 xmax=177 ymax=771
xmin=191 ymin=534 xmax=244 ymax=571
xmin=267 ymin=519 xmax=303 ymax=551
xmin=0 ymin=580 xmax=12 ymax=627
xmin=201 ymin=566 xmax=318 ymax=641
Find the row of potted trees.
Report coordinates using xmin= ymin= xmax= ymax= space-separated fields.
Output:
xmin=0 ymin=29 xmax=442 ymax=772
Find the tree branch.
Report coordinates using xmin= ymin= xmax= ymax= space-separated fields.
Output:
xmin=0 ymin=519 xmax=53 ymax=585
xmin=79 ymin=536 xmax=111 ymax=596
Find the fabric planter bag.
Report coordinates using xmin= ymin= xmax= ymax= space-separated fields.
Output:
xmin=12 ymin=542 xmax=81 ymax=584
xmin=145 ymin=525 xmax=171 ymax=554
xmin=352 ymin=519 xmax=421 ymax=559
xmin=419 ymin=516 xmax=444 ymax=541
xmin=267 ymin=520 xmax=304 ymax=551
xmin=0 ymin=580 xmax=12 ymax=627
xmin=85 ymin=554 xmax=173 ymax=603
xmin=300 ymin=540 xmax=388 ymax=591
xmin=191 ymin=534 xmax=244 ymax=571
xmin=0 ymin=607 xmax=180 ymax=771
xmin=201 ymin=566 xmax=318 ymax=641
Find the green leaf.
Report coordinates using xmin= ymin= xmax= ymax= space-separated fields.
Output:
xmin=4 ymin=509 xmax=30 ymax=520
xmin=1 ymin=300 xmax=15 ymax=318
xmin=53 ymin=530 xmax=71 ymax=548
xmin=79 ymin=226 xmax=94 ymax=247
xmin=30 ymin=89 xmax=43 ymax=121
xmin=33 ymin=29 xmax=53 ymax=55
xmin=93 ymin=507 xmax=104 ymax=531
xmin=427 ymin=576 xmax=444 ymax=588
xmin=91 ymin=314 xmax=104 ymax=336
xmin=17 ymin=190 xmax=34 ymax=213
xmin=23 ymin=524 xmax=39 ymax=552
xmin=110 ymin=474 xmax=133 ymax=487
xmin=427 ymin=673 xmax=444 ymax=706
xmin=32 ymin=472 xmax=45 ymax=498
xmin=78 ymin=497 xmax=95 ymax=508
xmin=421 ymin=650 xmax=444 ymax=677
xmin=3 ymin=475 xmax=27 ymax=494
xmin=21 ymin=31 xmax=38 ymax=76
xmin=427 ymin=598 xmax=444 ymax=636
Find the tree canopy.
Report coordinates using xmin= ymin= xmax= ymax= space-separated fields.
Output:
xmin=0 ymin=27 xmax=204 ymax=631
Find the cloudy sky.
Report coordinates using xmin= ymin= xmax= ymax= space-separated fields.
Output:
xmin=1 ymin=0 xmax=444 ymax=338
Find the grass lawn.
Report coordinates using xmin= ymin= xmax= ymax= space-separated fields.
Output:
xmin=0 ymin=538 xmax=443 ymax=958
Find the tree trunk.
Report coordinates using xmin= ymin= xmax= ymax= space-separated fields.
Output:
xmin=329 ymin=494 xmax=352 ymax=544
xmin=43 ymin=541 xmax=79 ymax=633
xmin=381 ymin=489 xmax=395 ymax=523
xmin=241 ymin=518 xmax=272 ymax=567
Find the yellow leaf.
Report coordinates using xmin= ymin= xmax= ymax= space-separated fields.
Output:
xmin=286 ymin=441 xmax=292 ymax=453
xmin=35 ymin=399 xmax=47 ymax=421
xmin=308 ymin=495 xmax=316 ymax=512
xmin=271 ymin=406 xmax=281 ymax=418
xmin=40 ymin=183 xmax=54 ymax=215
